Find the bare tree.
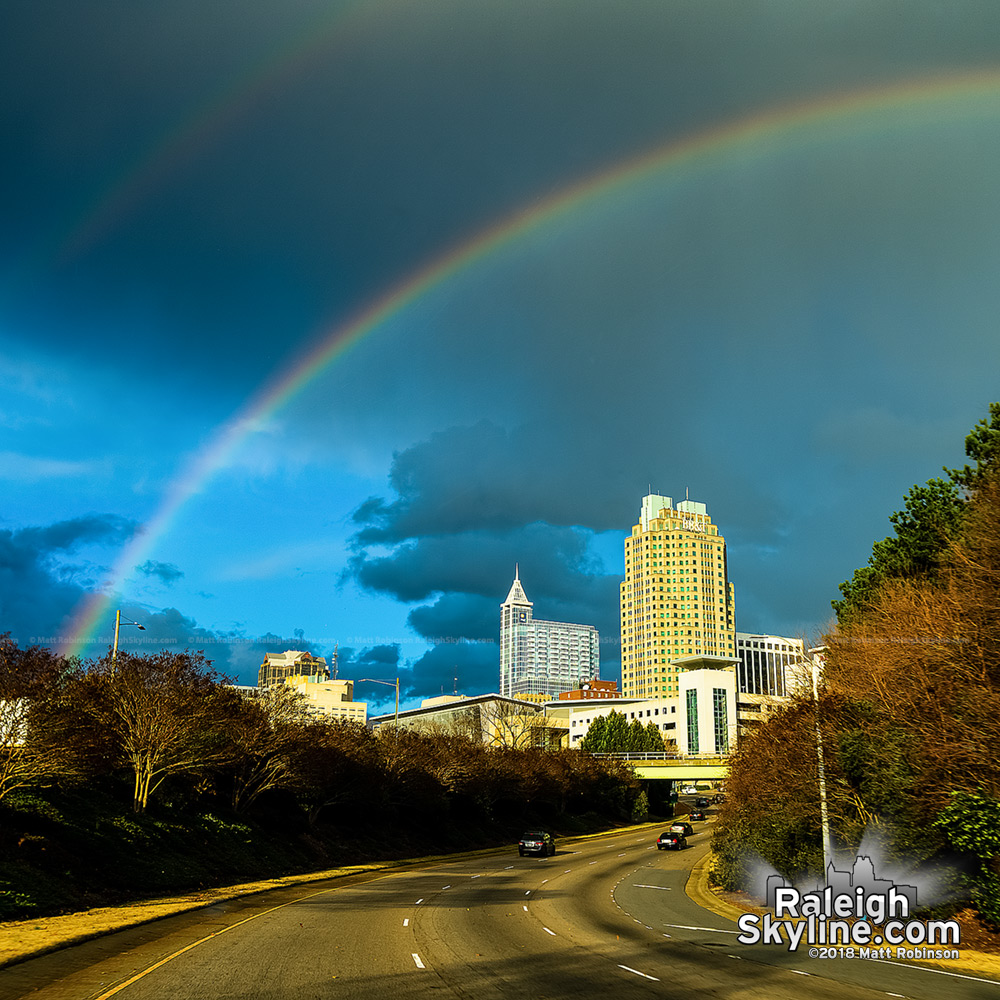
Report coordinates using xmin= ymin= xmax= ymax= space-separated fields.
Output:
xmin=0 ymin=636 xmax=81 ymax=802
xmin=226 ymin=683 xmax=312 ymax=813
xmin=478 ymin=699 xmax=551 ymax=749
xmin=83 ymin=650 xmax=232 ymax=813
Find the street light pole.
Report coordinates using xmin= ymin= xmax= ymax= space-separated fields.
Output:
xmin=112 ymin=610 xmax=146 ymax=663
xmin=360 ymin=677 xmax=400 ymax=727
xmin=810 ymin=646 xmax=833 ymax=876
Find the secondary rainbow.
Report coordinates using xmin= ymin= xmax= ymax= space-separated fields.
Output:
xmin=61 ymin=70 xmax=1000 ymax=658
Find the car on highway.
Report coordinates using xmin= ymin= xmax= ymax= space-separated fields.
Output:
xmin=688 ymin=810 xmax=706 ymax=821
xmin=695 ymin=796 xmax=711 ymax=808
xmin=519 ymin=831 xmax=556 ymax=856
xmin=681 ymin=785 xmax=697 ymax=794
xmin=656 ymin=830 xmax=687 ymax=850
xmin=670 ymin=821 xmax=694 ymax=837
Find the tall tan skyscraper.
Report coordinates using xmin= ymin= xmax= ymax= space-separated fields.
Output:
xmin=619 ymin=494 xmax=736 ymax=699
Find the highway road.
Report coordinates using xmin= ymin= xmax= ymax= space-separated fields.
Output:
xmin=2 ymin=823 xmax=998 ymax=1000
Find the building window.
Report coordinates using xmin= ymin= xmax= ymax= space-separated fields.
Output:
xmin=686 ymin=689 xmax=699 ymax=753
xmin=713 ymin=687 xmax=729 ymax=754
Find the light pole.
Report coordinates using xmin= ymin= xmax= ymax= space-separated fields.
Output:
xmin=810 ymin=645 xmax=833 ymax=877
xmin=112 ymin=610 xmax=146 ymax=663
xmin=360 ymin=677 xmax=400 ymax=727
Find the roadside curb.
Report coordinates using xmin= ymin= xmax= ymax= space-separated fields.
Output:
xmin=684 ymin=850 xmax=744 ymax=924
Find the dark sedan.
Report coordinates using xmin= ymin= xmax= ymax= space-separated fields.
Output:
xmin=519 ymin=831 xmax=555 ymax=856
xmin=657 ymin=830 xmax=687 ymax=850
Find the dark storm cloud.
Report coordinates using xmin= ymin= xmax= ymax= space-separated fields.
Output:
xmin=9 ymin=0 xmax=997 ymax=397
xmin=337 ymin=643 xmax=401 ymax=676
xmin=348 ymin=522 xmax=604 ymax=604
xmin=0 ymin=515 xmax=137 ymax=645
xmin=338 ymin=645 xmax=402 ymax=707
xmin=90 ymin=614 xmax=344 ymax=686
xmin=408 ymin=593 xmax=498 ymax=643
xmin=101 ymin=605 xmax=237 ymax=672
xmin=402 ymin=641 xmax=500 ymax=701
xmin=352 ymin=423 xmax=579 ymax=541
xmin=348 ymin=428 xmax=625 ymax=686
xmin=136 ymin=559 xmax=185 ymax=585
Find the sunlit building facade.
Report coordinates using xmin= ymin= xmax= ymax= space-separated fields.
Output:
xmin=499 ymin=568 xmax=600 ymax=699
xmin=735 ymin=633 xmax=805 ymax=697
xmin=620 ymin=494 xmax=736 ymax=699
xmin=257 ymin=649 xmax=329 ymax=688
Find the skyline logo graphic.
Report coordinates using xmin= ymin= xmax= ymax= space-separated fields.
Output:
xmin=737 ymin=854 xmax=961 ymax=960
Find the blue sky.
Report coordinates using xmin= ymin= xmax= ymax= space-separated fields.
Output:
xmin=3 ymin=0 xmax=1000 ymax=710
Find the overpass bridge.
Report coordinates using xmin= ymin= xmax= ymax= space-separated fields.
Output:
xmin=587 ymin=752 xmax=728 ymax=781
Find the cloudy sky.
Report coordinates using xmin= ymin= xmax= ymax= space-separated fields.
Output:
xmin=3 ymin=0 xmax=1000 ymax=709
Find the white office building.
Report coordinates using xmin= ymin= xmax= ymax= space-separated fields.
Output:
xmin=499 ymin=568 xmax=599 ymax=699
xmin=735 ymin=633 xmax=805 ymax=697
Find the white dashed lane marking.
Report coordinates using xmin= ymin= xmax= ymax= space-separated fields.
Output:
xmin=619 ymin=965 xmax=659 ymax=981
xmin=662 ymin=923 xmax=741 ymax=934
xmin=412 ymin=954 xmax=425 ymax=969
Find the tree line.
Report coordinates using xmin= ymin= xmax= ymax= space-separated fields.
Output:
xmin=0 ymin=642 xmax=647 ymax=826
xmin=713 ymin=404 xmax=1000 ymax=926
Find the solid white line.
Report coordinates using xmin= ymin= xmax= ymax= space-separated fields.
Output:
xmin=412 ymin=954 xmax=425 ymax=969
xmin=543 ymin=927 xmax=556 ymax=936
xmin=633 ymin=884 xmax=672 ymax=890
xmin=790 ymin=970 xmax=810 ymax=976
xmin=403 ymin=918 xmax=409 ymax=927
xmin=618 ymin=964 xmax=660 ymax=981
xmin=866 ymin=960 xmax=1000 ymax=987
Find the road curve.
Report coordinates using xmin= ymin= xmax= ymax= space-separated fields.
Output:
xmin=2 ymin=824 xmax=998 ymax=1000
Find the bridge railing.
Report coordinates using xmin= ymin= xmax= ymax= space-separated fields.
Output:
xmin=585 ymin=751 xmax=728 ymax=762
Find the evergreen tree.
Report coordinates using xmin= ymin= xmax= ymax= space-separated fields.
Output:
xmin=833 ymin=403 xmax=1000 ymax=625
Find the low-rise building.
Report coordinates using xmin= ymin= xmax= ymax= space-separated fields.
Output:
xmin=558 ymin=679 xmax=621 ymax=701
xmin=370 ymin=693 xmax=564 ymax=748
xmin=287 ymin=675 xmax=367 ymax=725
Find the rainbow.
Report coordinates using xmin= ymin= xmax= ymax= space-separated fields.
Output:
xmin=60 ymin=69 xmax=1000 ymax=658
xmin=51 ymin=0 xmax=372 ymax=266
